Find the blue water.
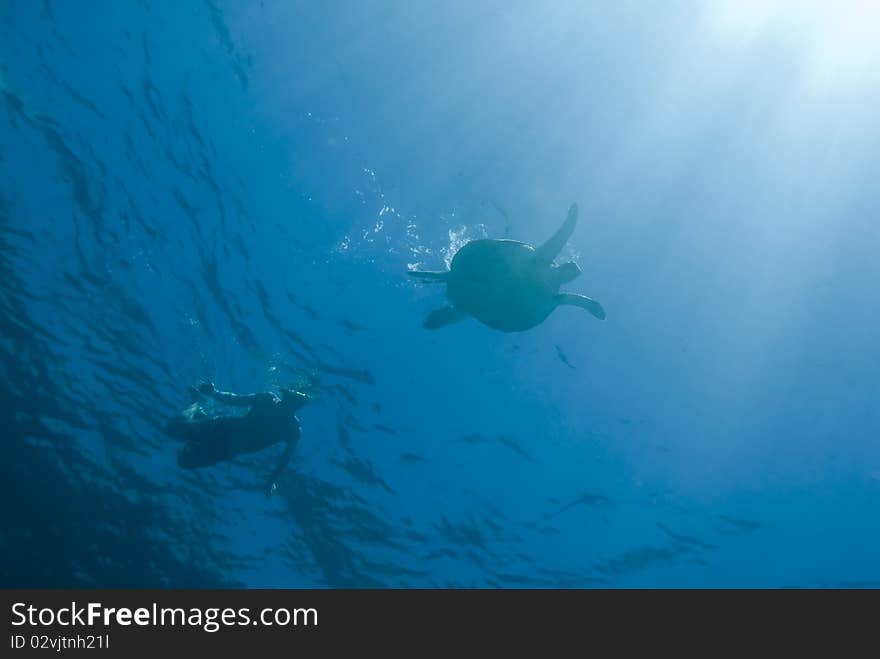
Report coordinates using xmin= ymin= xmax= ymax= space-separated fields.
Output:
xmin=2 ymin=1 xmax=879 ymax=588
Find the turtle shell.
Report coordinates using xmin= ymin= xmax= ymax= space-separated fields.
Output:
xmin=446 ymin=239 xmax=560 ymax=332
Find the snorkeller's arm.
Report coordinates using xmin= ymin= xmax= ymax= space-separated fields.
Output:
xmin=196 ymin=381 xmax=272 ymax=408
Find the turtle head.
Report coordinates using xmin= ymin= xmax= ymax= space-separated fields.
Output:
xmin=552 ymin=261 xmax=581 ymax=285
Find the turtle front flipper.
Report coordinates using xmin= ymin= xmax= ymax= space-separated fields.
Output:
xmin=423 ymin=305 xmax=466 ymax=329
xmin=555 ymin=293 xmax=605 ymax=320
xmin=534 ymin=203 xmax=578 ymax=266
xmin=408 ymin=269 xmax=449 ymax=282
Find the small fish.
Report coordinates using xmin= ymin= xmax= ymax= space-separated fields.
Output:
xmin=400 ymin=452 xmax=428 ymax=464
xmin=489 ymin=200 xmax=512 ymax=236
xmin=458 ymin=433 xmax=490 ymax=445
xmin=338 ymin=318 xmax=365 ymax=332
xmin=497 ymin=435 xmax=536 ymax=463
xmin=543 ymin=492 xmax=611 ymax=520
xmin=716 ymin=515 xmax=763 ymax=534
xmin=331 ymin=455 xmax=394 ymax=494
xmin=554 ymin=344 xmax=576 ymax=369
xmin=656 ymin=523 xmax=717 ymax=551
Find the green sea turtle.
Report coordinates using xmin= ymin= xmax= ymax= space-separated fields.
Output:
xmin=408 ymin=203 xmax=606 ymax=332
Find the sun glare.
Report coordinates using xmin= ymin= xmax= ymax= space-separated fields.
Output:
xmin=711 ymin=0 xmax=880 ymax=85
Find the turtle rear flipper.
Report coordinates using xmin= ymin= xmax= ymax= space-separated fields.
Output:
xmin=423 ymin=306 xmax=466 ymax=329
xmin=534 ymin=203 xmax=578 ymax=266
xmin=556 ymin=293 xmax=605 ymax=320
